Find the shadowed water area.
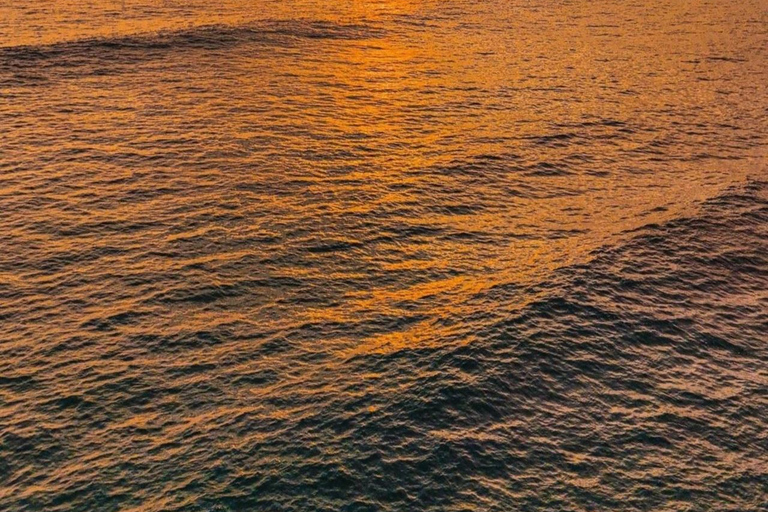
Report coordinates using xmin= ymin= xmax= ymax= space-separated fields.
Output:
xmin=1 ymin=1 xmax=767 ymax=511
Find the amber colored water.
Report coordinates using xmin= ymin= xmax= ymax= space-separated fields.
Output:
xmin=1 ymin=1 xmax=766 ymax=511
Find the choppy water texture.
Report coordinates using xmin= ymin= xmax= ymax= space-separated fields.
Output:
xmin=1 ymin=1 xmax=767 ymax=511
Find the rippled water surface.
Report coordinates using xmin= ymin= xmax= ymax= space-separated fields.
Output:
xmin=1 ymin=1 xmax=767 ymax=511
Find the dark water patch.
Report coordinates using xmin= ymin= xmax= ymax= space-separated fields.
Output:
xmin=0 ymin=374 xmax=37 ymax=391
xmin=706 ymin=55 xmax=748 ymax=63
xmin=81 ymin=310 xmax=153 ymax=332
xmin=525 ymin=132 xmax=579 ymax=147
xmin=306 ymin=240 xmax=365 ymax=254
xmin=1 ymin=429 xmax=67 ymax=467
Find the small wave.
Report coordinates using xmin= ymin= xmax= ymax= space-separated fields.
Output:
xmin=0 ymin=20 xmax=382 ymax=66
xmin=489 ymin=177 xmax=768 ymax=349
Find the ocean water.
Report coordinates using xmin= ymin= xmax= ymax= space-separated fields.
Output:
xmin=1 ymin=1 xmax=766 ymax=511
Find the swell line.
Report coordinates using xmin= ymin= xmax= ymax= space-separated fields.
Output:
xmin=0 ymin=19 xmax=382 ymax=65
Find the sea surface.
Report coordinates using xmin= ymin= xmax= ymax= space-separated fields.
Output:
xmin=1 ymin=1 xmax=767 ymax=511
